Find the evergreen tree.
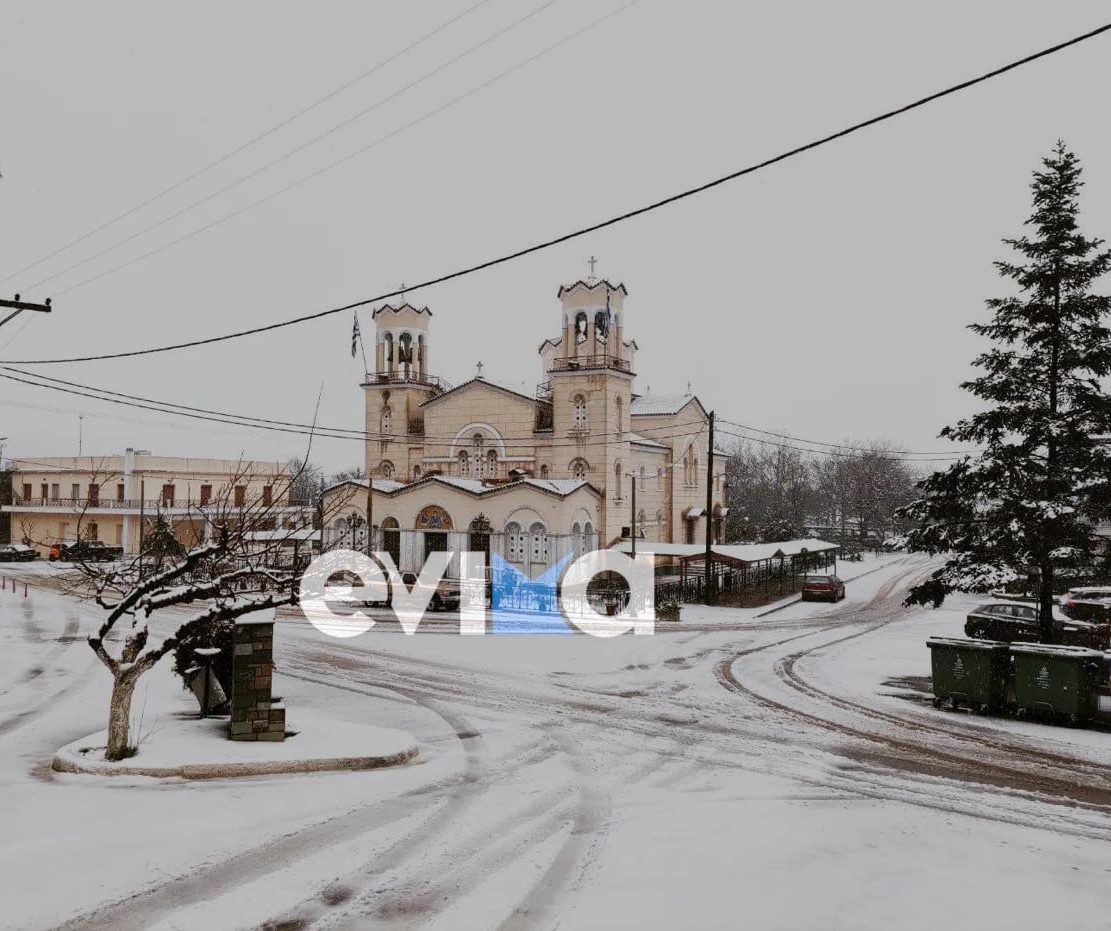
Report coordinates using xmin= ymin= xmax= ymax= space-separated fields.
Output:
xmin=903 ymin=143 xmax=1111 ymax=638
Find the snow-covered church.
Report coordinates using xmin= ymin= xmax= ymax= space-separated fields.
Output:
xmin=323 ymin=275 xmax=727 ymax=578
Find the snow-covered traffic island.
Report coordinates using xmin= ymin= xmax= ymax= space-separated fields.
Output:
xmin=52 ymin=708 xmax=417 ymax=780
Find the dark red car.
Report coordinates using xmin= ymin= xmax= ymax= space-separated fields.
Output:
xmin=801 ymin=574 xmax=846 ymax=603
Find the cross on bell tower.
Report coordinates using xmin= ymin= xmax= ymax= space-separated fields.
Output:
xmin=587 ymin=255 xmax=597 ymax=278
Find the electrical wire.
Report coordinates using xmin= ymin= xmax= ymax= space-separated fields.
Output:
xmin=20 ymin=0 xmax=565 ymax=293
xmin=7 ymin=17 xmax=1107 ymax=364
xmin=0 ymin=0 xmax=497 ymax=288
xmin=717 ymin=416 xmax=978 ymax=457
xmin=31 ymin=0 xmax=642 ymax=304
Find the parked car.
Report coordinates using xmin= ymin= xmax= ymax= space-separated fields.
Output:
xmin=339 ymin=566 xmax=461 ymax=611
xmin=0 ymin=544 xmax=38 ymax=562
xmin=49 ymin=540 xmax=123 ymax=562
xmin=964 ymin=602 xmax=1108 ymax=649
xmin=801 ymin=574 xmax=845 ymax=602
xmin=1060 ymin=586 xmax=1111 ymax=622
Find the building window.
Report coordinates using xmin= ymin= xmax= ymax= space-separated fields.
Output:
xmin=529 ymin=522 xmax=549 ymax=564
xmin=615 ymin=396 xmax=623 ymax=436
xmin=161 ymin=484 xmax=175 ymax=505
xmin=116 ymin=483 xmax=125 ymax=502
xmin=22 ymin=483 xmax=31 ymax=501
xmin=71 ymin=483 xmax=80 ymax=500
xmin=485 ymin=449 xmax=497 ymax=478
xmin=87 ymin=522 xmax=98 ymax=541
xmin=381 ymin=405 xmax=392 ymax=436
xmin=88 ymin=484 xmax=99 ymax=506
xmin=262 ymin=485 xmax=273 ymax=506
xmin=570 ymin=458 xmax=589 ymax=480
xmin=584 ymin=521 xmax=593 ymax=549
xmin=413 ymin=464 xmax=422 ymax=480
xmin=614 ymin=460 xmax=623 ymax=500
xmin=380 ymin=461 xmax=395 ymax=480
xmin=234 ymin=485 xmax=246 ymax=507
xmin=656 ymin=508 xmax=664 ymax=540
xmin=458 ymin=451 xmax=469 ymax=475
xmin=115 ymin=524 xmax=123 ymax=545
xmin=199 ymin=484 xmax=212 ymax=506
xmin=572 ymin=393 xmax=587 ymax=431
xmin=505 ymin=522 xmax=524 ymax=562
xmin=539 ymin=464 xmax=549 ymax=479
xmin=572 ymin=521 xmax=582 ymax=556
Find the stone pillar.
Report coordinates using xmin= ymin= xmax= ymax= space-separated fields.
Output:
xmin=230 ymin=611 xmax=286 ymax=742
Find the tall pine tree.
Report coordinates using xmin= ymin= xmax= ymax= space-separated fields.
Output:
xmin=904 ymin=142 xmax=1111 ymax=638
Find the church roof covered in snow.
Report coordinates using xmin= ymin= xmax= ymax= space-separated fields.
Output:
xmin=630 ymin=394 xmax=701 ymax=416
xmin=557 ymin=278 xmax=628 ymax=298
xmin=371 ymin=301 xmax=432 ymax=318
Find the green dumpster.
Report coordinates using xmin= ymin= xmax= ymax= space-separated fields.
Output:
xmin=1010 ymin=643 xmax=1103 ymax=724
xmin=927 ymin=637 xmax=1011 ymax=713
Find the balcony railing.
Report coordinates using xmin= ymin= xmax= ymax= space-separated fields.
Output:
xmin=8 ymin=495 xmax=303 ymax=511
xmin=549 ymin=354 xmax=632 ymax=374
xmin=363 ymin=371 xmax=452 ymax=392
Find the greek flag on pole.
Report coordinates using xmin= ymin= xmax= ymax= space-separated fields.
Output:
xmin=351 ymin=312 xmax=360 ymax=358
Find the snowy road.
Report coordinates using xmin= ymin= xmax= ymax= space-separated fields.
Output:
xmin=6 ymin=556 xmax=1111 ymax=930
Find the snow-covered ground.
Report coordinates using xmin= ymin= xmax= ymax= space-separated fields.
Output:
xmin=5 ymin=554 xmax=1111 ymax=929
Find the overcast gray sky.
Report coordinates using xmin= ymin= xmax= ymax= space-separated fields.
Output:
xmin=2 ymin=1 xmax=1110 ymax=473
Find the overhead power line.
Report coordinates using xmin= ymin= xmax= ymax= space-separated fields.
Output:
xmin=32 ymin=0 xmax=642 ymax=303
xmin=717 ymin=416 xmax=978 ymax=457
xmin=20 ymin=0 xmax=565 ymax=293
xmin=5 ymin=18 xmax=1108 ymax=366
xmin=0 ymin=0 xmax=497 ymax=288
xmin=717 ymin=425 xmax=966 ymax=463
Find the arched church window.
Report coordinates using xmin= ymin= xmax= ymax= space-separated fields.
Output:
xmin=539 ymin=464 xmax=549 ymax=479
xmin=413 ymin=464 xmax=421 ymax=480
xmin=594 ymin=309 xmax=609 ymax=343
xmin=379 ymin=460 xmax=394 ymax=480
xmin=637 ymin=509 xmax=646 ymax=532
xmin=384 ymin=332 xmax=394 ymax=364
xmin=486 ymin=449 xmax=497 ymax=478
xmin=575 ymin=311 xmax=588 ymax=344
xmin=614 ymin=460 xmax=623 ymax=500
xmin=505 ymin=522 xmax=524 ymax=562
xmin=655 ymin=509 xmax=663 ymax=539
xmin=572 ymin=394 xmax=587 ymax=431
xmin=572 ymin=521 xmax=582 ymax=556
xmin=398 ymin=331 xmax=413 ymax=365
xmin=584 ymin=521 xmax=594 ymax=549
xmin=615 ymin=396 xmax=623 ymax=436
xmin=458 ymin=451 xmax=469 ymax=475
xmin=570 ymin=458 xmax=588 ymax=480
xmin=380 ymin=405 xmax=391 ymax=436
xmin=529 ymin=522 xmax=549 ymax=563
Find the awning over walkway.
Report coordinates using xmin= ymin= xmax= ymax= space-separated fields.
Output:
xmin=613 ymin=538 xmax=840 ymax=567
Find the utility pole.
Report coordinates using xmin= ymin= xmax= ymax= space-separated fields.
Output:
xmin=630 ymin=473 xmax=637 ymax=558
xmin=365 ymin=474 xmax=374 ymax=557
xmin=704 ymin=411 xmax=715 ymax=605
xmin=0 ymin=294 xmax=52 ymax=329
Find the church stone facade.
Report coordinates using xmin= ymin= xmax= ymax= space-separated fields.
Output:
xmin=323 ymin=277 xmax=726 ymax=576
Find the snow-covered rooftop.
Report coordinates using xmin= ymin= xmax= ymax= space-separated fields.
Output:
xmin=629 ymin=433 xmax=668 ymax=449
xmin=612 ymin=539 xmax=840 ymax=563
xmin=631 ymin=395 xmax=696 ymax=416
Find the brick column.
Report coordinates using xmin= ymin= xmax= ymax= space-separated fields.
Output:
xmin=230 ymin=612 xmax=286 ymax=742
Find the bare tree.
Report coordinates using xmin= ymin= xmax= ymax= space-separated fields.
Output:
xmin=67 ymin=458 xmax=356 ymax=761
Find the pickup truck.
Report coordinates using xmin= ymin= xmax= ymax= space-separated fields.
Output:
xmin=50 ymin=540 xmax=124 ymax=562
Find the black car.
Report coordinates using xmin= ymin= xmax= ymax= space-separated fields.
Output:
xmin=965 ymin=602 xmax=1107 ymax=649
xmin=0 ymin=543 xmax=38 ymax=562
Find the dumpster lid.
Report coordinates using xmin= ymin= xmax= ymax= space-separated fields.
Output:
xmin=1008 ymin=642 xmax=1103 ymax=659
xmin=927 ymin=637 xmax=1009 ymax=651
